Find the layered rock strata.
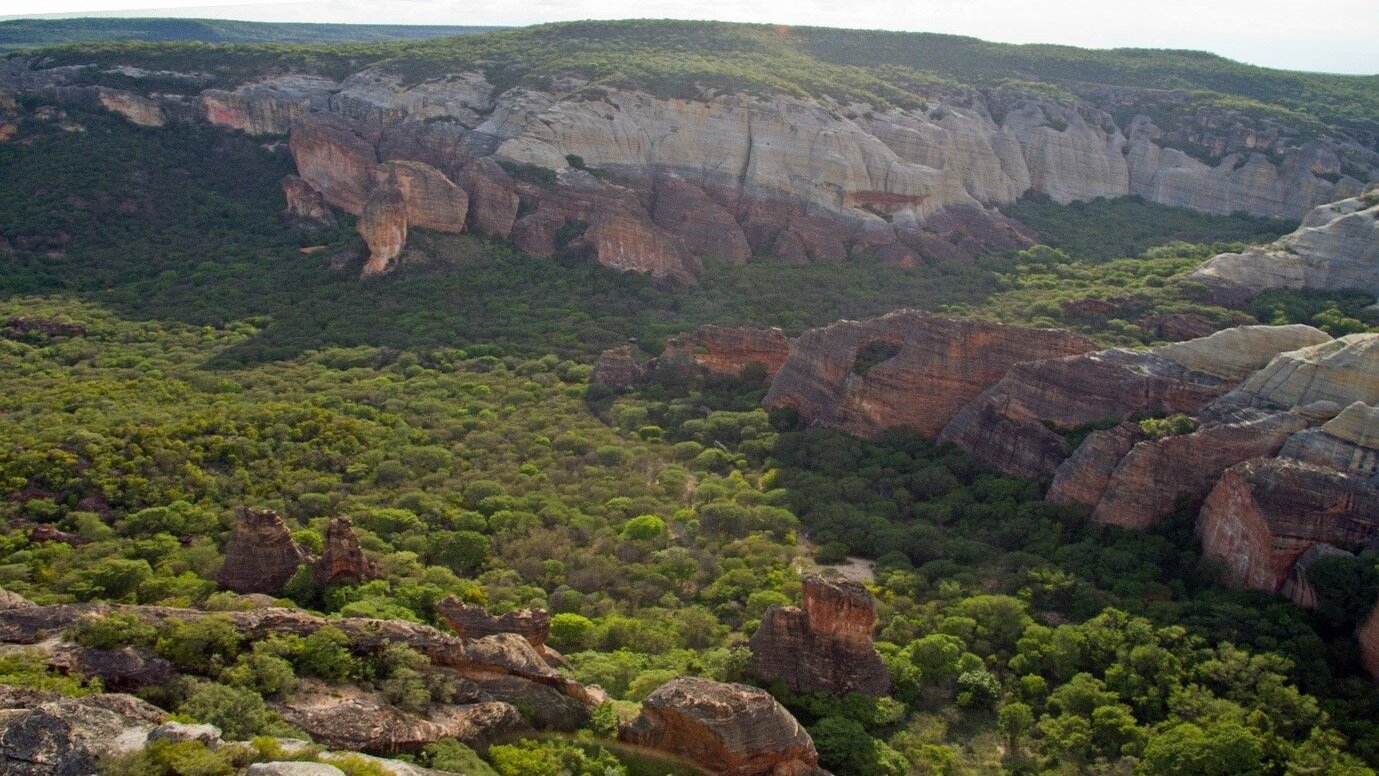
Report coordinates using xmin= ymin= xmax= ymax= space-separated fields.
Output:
xmin=941 ymin=325 xmax=1331 ymax=479
xmin=216 ymin=508 xmax=308 ymax=594
xmin=619 ymin=677 xmax=824 ymax=776
xmin=1191 ymin=189 xmax=1379 ymax=299
xmin=764 ymin=310 xmax=1096 ymax=438
xmin=749 ymin=575 xmax=891 ymax=697
xmin=314 ymin=517 xmax=379 ymax=585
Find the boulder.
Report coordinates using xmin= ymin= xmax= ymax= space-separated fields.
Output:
xmin=290 ymin=114 xmax=378 ymax=215
xmin=216 ymin=508 xmax=308 ymax=595
xmin=274 ymin=686 xmax=523 ymax=754
xmin=0 ymin=688 xmax=166 ymax=775
xmin=314 ymin=518 xmax=379 ymax=585
xmin=436 ymin=599 xmax=549 ymax=648
xmin=0 ymin=588 xmax=35 ymax=610
xmin=147 ymin=721 xmax=222 ymax=746
xmin=48 ymin=644 xmax=177 ymax=693
xmin=1197 ymin=458 xmax=1379 ymax=593
xmin=619 ymin=677 xmax=824 ymax=776
xmin=359 ymin=184 xmax=409 ymax=278
xmin=373 ymin=160 xmax=468 ymax=234
xmin=765 ymin=310 xmax=1095 ymax=438
xmin=749 ymin=575 xmax=891 ymax=697
xmin=248 ymin=763 xmax=348 ymax=776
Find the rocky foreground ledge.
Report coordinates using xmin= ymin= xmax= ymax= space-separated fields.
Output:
xmin=0 ymin=593 xmax=841 ymax=775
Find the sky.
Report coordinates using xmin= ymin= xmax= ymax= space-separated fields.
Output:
xmin=3 ymin=0 xmax=1378 ymax=76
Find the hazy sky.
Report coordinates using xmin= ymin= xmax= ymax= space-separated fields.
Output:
xmin=4 ymin=0 xmax=1378 ymax=75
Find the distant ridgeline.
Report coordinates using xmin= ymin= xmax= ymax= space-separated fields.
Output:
xmin=0 ymin=17 xmax=501 ymax=53
xmin=0 ymin=19 xmax=1376 ymax=283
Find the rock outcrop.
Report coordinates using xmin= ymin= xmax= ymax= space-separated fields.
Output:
xmin=216 ymin=508 xmax=308 ymax=595
xmin=1279 ymin=543 xmax=1352 ymax=609
xmin=1059 ymin=410 xmax=1310 ymax=529
xmin=942 ymin=325 xmax=1331 ymax=479
xmin=749 ymin=575 xmax=890 ymax=697
xmin=282 ymin=175 xmax=337 ymax=227
xmin=765 ymin=311 xmax=1095 ymax=438
xmin=314 ymin=518 xmax=379 ymax=585
xmin=1191 ymin=189 xmax=1379 ymax=299
xmin=620 ymin=677 xmax=824 ymax=776
xmin=436 ymin=598 xmax=549 ymax=649
xmin=0 ymin=687 xmax=166 ymax=775
xmin=592 ymin=345 xmax=647 ymax=388
xmin=656 ymin=325 xmax=793 ymax=382
xmin=96 ymin=88 xmax=165 ymax=127
xmin=274 ymin=685 xmax=522 ymax=753
xmin=1212 ymin=333 xmax=1379 ymax=413
xmin=1197 ymin=458 xmax=1379 ymax=593
xmin=1280 ymin=401 xmax=1379 ymax=476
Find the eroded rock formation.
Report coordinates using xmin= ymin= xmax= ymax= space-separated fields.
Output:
xmin=1197 ymin=458 xmax=1379 ymax=593
xmin=0 ymin=687 xmax=166 ymax=774
xmin=942 ymin=325 xmax=1331 ymax=479
xmin=216 ymin=508 xmax=308 ymax=595
xmin=436 ymin=598 xmax=549 ymax=649
xmin=749 ymin=575 xmax=891 ymax=697
xmin=765 ymin=310 xmax=1095 ymax=438
xmin=592 ymin=345 xmax=648 ymax=388
xmin=314 ymin=517 xmax=379 ymax=586
xmin=274 ymin=685 xmax=522 ymax=753
xmin=657 ymin=325 xmax=793 ymax=382
xmin=1191 ymin=189 xmax=1379 ymax=299
xmin=282 ymin=175 xmax=337 ymax=227
xmin=1212 ymin=333 xmax=1379 ymax=412
xmin=1280 ymin=401 xmax=1379 ymax=476
xmin=619 ymin=677 xmax=824 ymax=776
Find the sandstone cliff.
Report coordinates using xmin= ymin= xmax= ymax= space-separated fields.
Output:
xmin=764 ymin=310 xmax=1095 ymax=438
xmin=1191 ymin=189 xmax=1379 ymax=299
xmin=941 ymin=325 xmax=1330 ymax=479
xmin=11 ymin=43 xmax=1375 ymax=281
xmin=620 ymin=677 xmax=825 ymax=776
xmin=1197 ymin=458 xmax=1379 ymax=594
xmin=748 ymin=575 xmax=891 ymax=697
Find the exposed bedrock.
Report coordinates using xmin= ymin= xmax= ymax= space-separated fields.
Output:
xmin=1055 ymin=410 xmax=1310 ymax=530
xmin=941 ymin=325 xmax=1331 ymax=479
xmin=1209 ymin=333 xmax=1379 ymax=413
xmin=1197 ymin=458 xmax=1379 ymax=594
xmin=314 ymin=517 xmax=380 ymax=586
xmin=1190 ymin=188 xmax=1379 ymax=300
xmin=216 ymin=508 xmax=308 ymax=595
xmin=764 ymin=310 xmax=1096 ymax=438
xmin=1280 ymin=401 xmax=1379 ymax=477
xmin=657 ymin=325 xmax=793 ymax=382
xmin=748 ymin=574 xmax=891 ymax=697
xmin=619 ymin=677 xmax=825 ymax=776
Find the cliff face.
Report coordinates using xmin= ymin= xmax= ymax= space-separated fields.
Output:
xmin=1197 ymin=458 xmax=1379 ymax=593
xmin=11 ymin=52 xmax=1374 ymax=281
xmin=748 ymin=575 xmax=891 ymax=697
xmin=764 ymin=310 xmax=1095 ymax=438
xmin=941 ymin=325 xmax=1330 ymax=479
xmin=1191 ymin=189 xmax=1379 ymax=299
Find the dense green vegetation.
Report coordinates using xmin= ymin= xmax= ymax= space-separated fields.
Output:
xmin=0 ymin=18 xmax=498 ymax=53
xmin=22 ymin=19 xmax=1379 ymax=138
xmin=2 ymin=98 xmax=1379 ymax=773
xmin=1005 ymin=194 xmax=1295 ymax=261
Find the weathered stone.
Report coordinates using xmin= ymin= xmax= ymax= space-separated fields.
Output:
xmin=766 ymin=310 xmax=1095 ymax=438
xmin=97 ymin=88 xmax=164 ymax=127
xmin=290 ymin=113 xmax=378 ymax=215
xmin=1197 ymin=458 xmax=1379 ymax=594
xmin=373 ymin=160 xmax=468 ymax=234
xmin=749 ymin=575 xmax=890 ymax=697
xmin=202 ymin=75 xmax=336 ymax=136
xmin=217 ymin=508 xmax=307 ymax=595
xmin=0 ymin=689 xmax=165 ymax=775
xmin=314 ymin=518 xmax=378 ymax=585
xmin=282 ymin=175 xmax=338 ymax=227
xmin=592 ymin=345 xmax=648 ymax=388
xmin=454 ymin=159 xmax=519 ymax=238
xmin=0 ymin=588 xmax=34 ymax=610
xmin=1191 ymin=190 xmax=1379 ymax=298
xmin=1087 ymin=411 xmax=1311 ymax=530
xmin=1279 ymin=543 xmax=1352 ymax=609
xmin=1138 ymin=313 xmax=1219 ymax=341
xmin=436 ymin=598 xmax=549 ymax=648
xmin=1214 ymin=333 xmax=1379 ymax=412
xmin=620 ymin=677 xmax=823 ymax=776
xmin=942 ymin=325 xmax=1330 ymax=479
xmin=655 ymin=325 xmax=792 ymax=382
xmin=653 ymin=177 xmax=751 ymax=262
xmin=1280 ymin=401 xmax=1379 ymax=477
xmin=275 ymin=685 xmax=523 ymax=754
xmin=583 ymin=207 xmax=699 ymax=284
xmin=147 ymin=721 xmax=222 ymax=746
xmin=49 ymin=643 xmax=177 ymax=693
xmin=359 ymin=184 xmax=408 ymax=278
xmin=1046 ymin=423 xmax=1146 ymax=509
xmin=248 ymin=763 xmax=347 ymax=776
